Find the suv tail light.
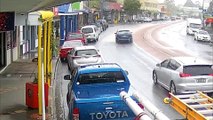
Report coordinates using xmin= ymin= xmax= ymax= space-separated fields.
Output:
xmin=208 ymin=74 xmax=213 ymax=76
xmin=179 ymin=73 xmax=191 ymax=77
xmin=73 ymin=108 xmax=79 ymax=120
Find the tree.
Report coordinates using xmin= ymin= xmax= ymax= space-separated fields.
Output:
xmin=123 ymin=0 xmax=141 ymax=16
xmin=207 ymin=0 xmax=213 ymax=15
xmin=164 ymin=0 xmax=178 ymax=16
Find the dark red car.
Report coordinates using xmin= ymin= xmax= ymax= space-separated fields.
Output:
xmin=65 ymin=32 xmax=86 ymax=44
xmin=59 ymin=40 xmax=83 ymax=62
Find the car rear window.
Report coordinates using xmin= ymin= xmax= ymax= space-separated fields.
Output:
xmin=183 ymin=65 xmax=213 ymax=76
xmin=75 ymin=49 xmax=97 ymax=56
xmin=82 ymin=28 xmax=93 ymax=34
xmin=77 ymin=71 xmax=125 ymax=85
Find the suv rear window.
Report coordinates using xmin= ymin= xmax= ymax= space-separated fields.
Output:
xmin=82 ymin=28 xmax=93 ymax=34
xmin=183 ymin=65 xmax=213 ymax=76
xmin=77 ymin=71 xmax=125 ymax=84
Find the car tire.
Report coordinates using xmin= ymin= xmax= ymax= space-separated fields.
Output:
xmin=152 ymin=71 xmax=158 ymax=84
xmin=170 ymin=81 xmax=177 ymax=95
xmin=60 ymin=58 xmax=64 ymax=63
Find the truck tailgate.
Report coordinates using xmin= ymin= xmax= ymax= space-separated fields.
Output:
xmin=76 ymin=96 xmax=135 ymax=120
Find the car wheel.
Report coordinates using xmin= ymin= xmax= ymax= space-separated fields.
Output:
xmin=60 ymin=58 xmax=64 ymax=63
xmin=152 ymin=71 xmax=158 ymax=84
xmin=170 ymin=81 xmax=177 ymax=95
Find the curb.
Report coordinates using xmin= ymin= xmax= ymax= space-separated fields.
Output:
xmin=48 ymin=57 xmax=59 ymax=120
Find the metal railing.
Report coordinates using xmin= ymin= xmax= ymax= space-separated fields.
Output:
xmin=120 ymin=91 xmax=170 ymax=120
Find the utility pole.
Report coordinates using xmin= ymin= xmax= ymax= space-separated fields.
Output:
xmin=202 ymin=0 xmax=205 ymax=28
xmin=100 ymin=0 xmax=104 ymax=19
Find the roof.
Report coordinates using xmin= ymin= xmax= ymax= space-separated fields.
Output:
xmin=78 ymin=63 xmax=122 ymax=73
xmin=184 ymin=0 xmax=197 ymax=7
xmin=172 ymin=57 xmax=212 ymax=65
xmin=74 ymin=46 xmax=97 ymax=51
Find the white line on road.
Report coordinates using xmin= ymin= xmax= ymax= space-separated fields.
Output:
xmin=131 ymin=54 xmax=152 ymax=71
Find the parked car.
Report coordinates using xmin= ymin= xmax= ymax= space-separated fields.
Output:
xmin=67 ymin=46 xmax=104 ymax=72
xmin=152 ymin=56 xmax=213 ymax=95
xmin=134 ymin=17 xmax=144 ymax=23
xmin=64 ymin=63 xmax=137 ymax=120
xmin=143 ymin=17 xmax=152 ymax=22
xmin=90 ymin=22 xmax=103 ymax=33
xmin=65 ymin=32 xmax=86 ymax=44
xmin=96 ymin=19 xmax=108 ymax=30
xmin=81 ymin=25 xmax=101 ymax=43
xmin=115 ymin=29 xmax=133 ymax=43
xmin=194 ymin=29 xmax=211 ymax=42
xmin=59 ymin=40 xmax=84 ymax=62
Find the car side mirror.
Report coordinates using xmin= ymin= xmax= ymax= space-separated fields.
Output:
xmin=125 ymin=70 xmax=129 ymax=75
xmin=64 ymin=75 xmax=72 ymax=80
xmin=156 ymin=63 xmax=161 ymax=67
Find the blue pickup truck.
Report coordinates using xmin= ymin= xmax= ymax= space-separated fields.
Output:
xmin=64 ymin=63 xmax=136 ymax=120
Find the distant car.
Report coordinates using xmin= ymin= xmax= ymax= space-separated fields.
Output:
xmin=194 ymin=30 xmax=211 ymax=42
xmin=81 ymin=25 xmax=101 ymax=43
xmin=143 ymin=17 xmax=152 ymax=22
xmin=171 ymin=16 xmax=176 ymax=21
xmin=67 ymin=46 xmax=104 ymax=72
xmin=115 ymin=29 xmax=133 ymax=43
xmin=65 ymin=32 xmax=86 ymax=44
xmin=134 ymin=17 xmax=144 ymax=23
xmin=59 ymin=40 xmax=84 ymax=62
xmin=152 ymin=57 xmax=213 ymax=95
xmin=96 ymin=19 xmax=108 ymax=30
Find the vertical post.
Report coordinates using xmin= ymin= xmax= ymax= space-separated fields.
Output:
xmin=41 ymin=48 xmax=46 ymax=120
xmin=37 ymin=25 xmax=42 ymax=115
xmin=60 ymin=16 xmax=65 ymax=46
xmin=47 ymin=20 xmax=52 ymax=86
xmin=43 ymin=23 xmax=47 ymax=83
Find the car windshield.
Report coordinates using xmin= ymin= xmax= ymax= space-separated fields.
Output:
xmin=75 ymin=49 xmax=98 ymax=56
xmin=62 ymin=41 xmax=82 ymax=48
xmin=67 ymin=33 xmax=83 ymax=39
xmin=77 ymin=71 xmax=125 ymax=84
xmin=81 ymin=28 xmax=93 ymax=34
xmin=183 ymin=65 xmax=213 ymax=76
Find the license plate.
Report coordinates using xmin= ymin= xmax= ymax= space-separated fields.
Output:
xmin=196 ymin=78 xmax=206 ymax=83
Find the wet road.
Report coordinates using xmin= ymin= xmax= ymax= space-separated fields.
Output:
xmin=54 ymin=20 xmax=212 ymax=120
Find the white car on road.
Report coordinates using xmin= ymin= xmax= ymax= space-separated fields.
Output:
xmin=194 ymin=30 xmax=211 ymax=42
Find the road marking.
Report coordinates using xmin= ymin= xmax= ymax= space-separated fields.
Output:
xmin=131 ymin=54 xmax=152 ymax=71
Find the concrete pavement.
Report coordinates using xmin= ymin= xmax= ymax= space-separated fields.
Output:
xmin=0 ymin=52 xmax=58 ymax=120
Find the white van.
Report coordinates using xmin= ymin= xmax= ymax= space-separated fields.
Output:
xmin=186 ymin=18 xmax=202 ymax=35
xmin=81 ymin=25 xmax=101 ymax=43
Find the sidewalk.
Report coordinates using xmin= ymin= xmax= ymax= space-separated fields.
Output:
xmin=0 ymin=52 xmax=58 ymax=120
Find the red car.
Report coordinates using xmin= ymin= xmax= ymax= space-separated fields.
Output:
xmin=59 ymin=40 xmax=83 ymax=62
xmin=65 ymin=32 xmax=86 ymax=44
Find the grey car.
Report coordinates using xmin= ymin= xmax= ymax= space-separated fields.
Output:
xmin=152 ymin=57 xmax=213 ymax=95
xmin=67 ymin=46 xmax=104 ymax=72
xmin=115 ymin=29 xmax=133 ymax=43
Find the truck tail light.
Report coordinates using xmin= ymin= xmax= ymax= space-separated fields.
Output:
xmin=179 ymin=72 xmax=191 ymax=77
xmin=137 ymin=103 xmax=144 ymax=110
xmin=73 ymin=108 xmax=79 ymax=120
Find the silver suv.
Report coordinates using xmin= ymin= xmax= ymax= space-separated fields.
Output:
xmin=152 ymin=57 xmax=213 ymax=95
